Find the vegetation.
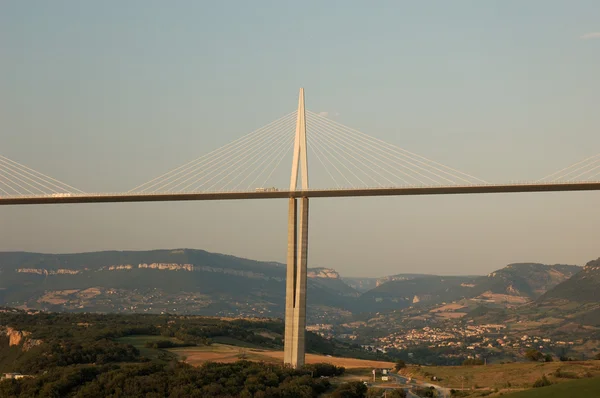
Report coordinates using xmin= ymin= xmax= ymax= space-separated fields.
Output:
xmin=462 ymin=358 xmax=484 ymax=366
xmin=394 ymin=359 xmax=406 ymax=371
xmin=532 ymin=375 xmax=552 ymax=388
xmin=502 ymin=376 xmax=600 ymax=397
xmin=0 ymin=310 xmax=358 ymax=397
xmin=525 ymin=350 xmax=544 ymax=362
xmin=407 ymin=361 xmax=600 ymax=390
xmin=0 ymin=360 xmax=334 ymax=397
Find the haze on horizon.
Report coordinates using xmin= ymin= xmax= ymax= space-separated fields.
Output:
xmin=1 ymin=1 xmax=599 ymax=278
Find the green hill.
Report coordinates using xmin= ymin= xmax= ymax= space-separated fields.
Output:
xmin=503 ymin=376 xmax=600 ymax=397
xmin=0 ymin=249 xmax=359 ymax=321
xmin=538 ymin=258 xmax=600 ymax=304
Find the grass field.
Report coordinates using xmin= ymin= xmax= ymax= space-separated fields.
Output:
xmin=116 ymin=335 xmax=186 ymax=361
xmin=403 ymin=361 xmax=600 ymax=390
xmin=169 ymin=343 xmax=395 ymax=369
xmin=502 ymin=376 xmax=600 ymax=397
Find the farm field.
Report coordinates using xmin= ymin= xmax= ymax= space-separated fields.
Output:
xmin=404 ymin=361 xmax=600 ymax=390
xmin=169 ymin=343 xmax=395 ymax=369
xmin=502 ymin=376 xmax=600 ymax=397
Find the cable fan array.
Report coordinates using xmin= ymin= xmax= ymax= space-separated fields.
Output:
xmin=538 ymin=154 xmax=600 ymax=183
xmin=305 ymin=111 xmax=487 ymax=188
xmin=130 ymin=110 xmax=488 ymax=193
xmin=129 ymin=112 xmax=298 ymax=193
xmin=0 ymin=155 xmax=84 ymax=197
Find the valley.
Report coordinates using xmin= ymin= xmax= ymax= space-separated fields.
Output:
xmin=1 ymin=249 xmax=599 ymax=366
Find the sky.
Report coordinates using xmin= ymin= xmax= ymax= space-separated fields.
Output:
xmin=1 ymin=1 xmax=599 ymax=277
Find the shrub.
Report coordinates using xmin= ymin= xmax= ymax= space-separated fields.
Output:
xmin=533 ymin=375 xmax=552 ymax=388
xmin=462 ymin=358 xmax=484 ymax=366
xmin=394 ymin=360 xmax=406 ymax=371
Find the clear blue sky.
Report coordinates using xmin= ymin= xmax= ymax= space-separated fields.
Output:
xmin=1 ymin=1 xmax=599 ymax=276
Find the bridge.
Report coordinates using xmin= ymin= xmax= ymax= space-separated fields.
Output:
xmin=1 ymin=89 xmax=599 ymax=368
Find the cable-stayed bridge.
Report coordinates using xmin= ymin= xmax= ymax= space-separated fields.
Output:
xmin=1 ymin=89 xmax=599 ymax=367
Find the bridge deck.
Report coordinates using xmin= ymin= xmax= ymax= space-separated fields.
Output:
xmin=1 ymin=182 xmax=599 ymax=205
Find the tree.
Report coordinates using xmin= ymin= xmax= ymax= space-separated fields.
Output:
xmin=533 ymin=375 xmax=552 ymax=388
xmin=462 ymin=358 xmax=483 ymax=366
xmin=544 ymin=354 xmax=553 ymax=362
xmin=525 ymin=349 xmax=544 ymax=362
xmin=394 ymin=360 xmax=406 ymax=371
xmin=331 ymin=381 xmax=368 ymax=398
xmin=388 ymin=389 xmax=407 ymax=398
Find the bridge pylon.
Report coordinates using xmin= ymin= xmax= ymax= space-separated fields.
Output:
xmin=284 ymin=88 xmax=309 ymax=368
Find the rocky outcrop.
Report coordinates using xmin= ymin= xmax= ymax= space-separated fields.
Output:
xmin=307 ymin=268 xmax=340 ymax=279
xmin=2 ymin=327 xmax=42 ymax=351
xmin=6 ymin=327 xmax=29 ymax=346
xmin=17 ymin=268 xmax=80 ymax=275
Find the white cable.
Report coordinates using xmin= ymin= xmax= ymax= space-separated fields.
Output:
xmin=181 ymin=118 xmax=296 ymax=192
xmin=308 ymin=115 xmax=436 ymax=185
xmin=567 ymin=162 xmax=600 ymax=181
xmin=129 ymin=111 xmax=297 ymax=192
xmin=307 ymin=137 xmax=341 ymax=188
xmin=307 ymin=136 xmax=355 ymax=187
xmin=0 ymin=168 xmax=38 ymax=195
xmin=307 ymin=111 xmax=487 ymax=184
xmin=158 ymin=116 xmax=296 ymax=192
xmin=308 ymin=113 xmax=459 ymax=185
xmin=551 ymin=157 xmax=600 ymax=182
xmin=229 ymin=130 xmax=295 ymax=190
xmin=307 ymin=135 xmax=354 ymax=188
xmin=0 ymin=155 xmax=84 ymax=193
xmin=143 ymin=113 xmax=296 ymax=192
xmin=309 ymin=119 xmax=423 ymax=186
xmin=538 ymin=154 xmax=600 ymax=182
xmin=249 ymin=135 xmax=295 ymax=190
xmin=201 ymin=124 xmax=296 ymax=192
xmin=0 ymin=181 xmax=12 ymax=196
xmin=310 ymin=123 xmax=396 ymax=187
xmin=0 ymin=158 xmax=62 ymax=194
xmin=308 ymin=130 xmax=368 ymax=187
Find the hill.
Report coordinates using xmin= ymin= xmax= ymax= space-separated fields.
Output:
xmin=476 ymin=263 xmax=581 ymax=299
xmin=538 ymin=258 xmax=600 ymax=304
xmin=0 ymin=249 xmax=359 ymax=322
xmin=357 ymin=263 xmax=580 ymax=313
xmin=503 ymin=376 xmax=600 ymax=397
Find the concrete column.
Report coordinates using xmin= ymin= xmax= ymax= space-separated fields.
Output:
xmin=283 ymin=198 xmax=297 ymax=365
xmin=292 ymin=197 xmax=309 ymax=367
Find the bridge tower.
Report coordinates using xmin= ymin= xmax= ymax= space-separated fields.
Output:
xmin=284 ymin=88 xmax=309 ymax=368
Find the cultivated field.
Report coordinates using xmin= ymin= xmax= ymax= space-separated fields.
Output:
xmin=503 ymin=376 xmax=600 ymax=397
xmin=404 ymin=360 xmax=600 ymax=390
xmin=170 ymin=344 xmax=395 ymax=369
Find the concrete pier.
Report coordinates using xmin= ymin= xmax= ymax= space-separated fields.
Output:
xmin=284 ymin=88 xmax=309 ymax=368
xmin=284 ymin=196 xmax=309 ymax=368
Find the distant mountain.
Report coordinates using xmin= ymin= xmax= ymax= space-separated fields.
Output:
xmin=356 ymin=275 xmax=477 ymax=312
xmin=537 ymin=259 xmax=599 ymax=304
xmin=355 ymin=263 xmax=580 ymax=313
xmin=0 ymin=250 xmax=359 ymax=322
xmin=470 ymin=263 xmax=581 ymax=299
xmin=341 ymin=277 xmax=379 ymax=293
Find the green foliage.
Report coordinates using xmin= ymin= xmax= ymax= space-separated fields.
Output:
xmin=0 ymin=361 xmax=332 ymax=397
xmin=302 ymin=362 xmax=345 ymax=378
xmin=543 ymin=354 xmax=553 ymax=362
xmin=394 ymin=359 xmax=406 ymax=370
xmin=144 ymin=340 xmax=194 ymax=349
xmin=532 ymin=375 xmax=552 ymax=388
xmin=552 ymin=368 xmax=579 ymax=379
xmin=502 ymin=376 xmax=600 ymax=397
xmin=462 ymin=358 xmax=484 ymax=366
xmin=525 ymin=349 xmax=544 ymax=362
xmin=413 ymin=386 xmax=438 ymax=397
xmin=330 ymin=381 xmax=368 ymax=398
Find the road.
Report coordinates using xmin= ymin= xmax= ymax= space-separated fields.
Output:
xmin=1 ymin=181 xmax=600 ymax=205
